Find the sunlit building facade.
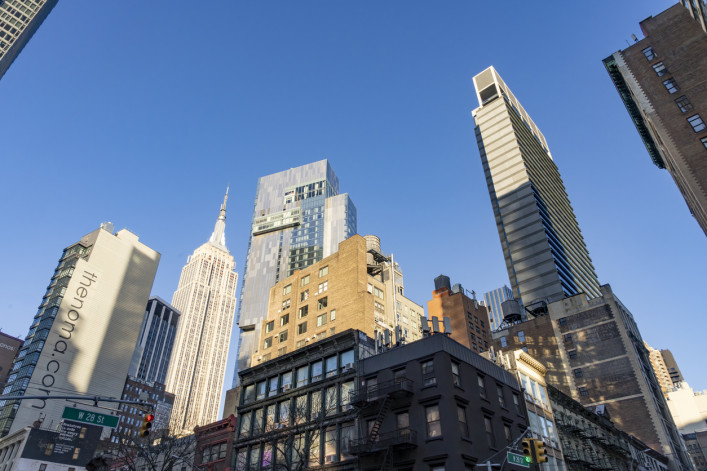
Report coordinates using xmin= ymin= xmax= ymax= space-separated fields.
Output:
xmin=472 ymin=67 xmax=601 ymax=306
xmin=0 ymin=224 xmax=160 ymax=437
xmin=166 ymin=192 xmax=238 ymax=435
xmin=233 ymin=160 xmax=357 ymax=384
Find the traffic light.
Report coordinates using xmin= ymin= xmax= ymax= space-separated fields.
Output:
xmin=534 ymin=439 xmax=548 ymax=463
xmin=522 ymin=438 xmax=533 ymax=463
xmin=139 ymin=412 xmax=155 ymax=438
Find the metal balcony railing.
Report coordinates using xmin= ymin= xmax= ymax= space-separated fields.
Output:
xmin=348 ymin=428 xmax=417 ymax=454
xmin=350 ymin=379 xmax=413 ymax=405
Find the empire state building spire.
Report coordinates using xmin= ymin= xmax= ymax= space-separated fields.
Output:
xmin=165 ymin=190 xmax=238 ymax=435
xmin=209 ymin=186 xmax=229 ymax=251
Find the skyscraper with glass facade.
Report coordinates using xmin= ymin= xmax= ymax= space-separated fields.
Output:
xmin=472 ymin=67 xmax=601 ymax=307
xmin=233 ymin=160 xmax=357 ymax=384
xmin=0 ymin=0 xmax=58 ymax=80
xmin=483 ymin=285 xmax=514 ymax=331
xmin=129 ymin=297 xmax=180 ymax=385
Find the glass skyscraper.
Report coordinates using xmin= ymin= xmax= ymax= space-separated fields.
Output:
xmin=483 ymin=285 xmax=514 ymax=331
xmin=128 ymin=297 xmax=180 ymax=386
xmin=472 ymin=67 xmax=601 ymax=307
xmin=0 ymin=0 xmax=59 ymax=80
xmin=233 ymin=160 xmax=357 ymax=384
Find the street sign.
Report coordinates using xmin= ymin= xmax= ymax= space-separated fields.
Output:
xmin=507 ymin=452 xmax=531 ymax=468
xmin=62 ymin=407 xmax=119 ymax=428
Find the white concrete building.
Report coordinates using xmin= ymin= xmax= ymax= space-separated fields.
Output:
xmin=166 ymin=191 xmax=238 ymax=435
xmin=0 ymin=224 xmax=160 ymax=436
xmin=666 ymin=383 xmax=707 ymax=433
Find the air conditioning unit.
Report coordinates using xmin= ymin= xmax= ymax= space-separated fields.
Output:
xmin=282 ymin=384 xmax=291 ymax=391
xmin=275 ymin=423 xmax=286 ymax=429
xmin=343 ymin=404 xmax=354 ymax=411
xmin=325 ymin=455 xmax=336 ymax=463
xmin=342 ymin=363 xmax=353 ymax=371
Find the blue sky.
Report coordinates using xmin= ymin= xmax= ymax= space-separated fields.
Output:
xmin=1 ymin=0 xmax=705 ymax=405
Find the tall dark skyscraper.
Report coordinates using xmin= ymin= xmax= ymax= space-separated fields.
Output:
xmin=0 ymin=0 xmax=59 ymax=80
xmin=604 ymin=1 xmax=707 ymax=236
xmin=471 ymin=67 xmax=601 ymax=307
xmin=128 ymin=297 xmax=180 ymax=385
xmin=233 ymin=160 xmax=357 ymax=384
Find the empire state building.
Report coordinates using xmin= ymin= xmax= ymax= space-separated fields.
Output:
xmin=166 ymin=190 xmax=238 ymax=435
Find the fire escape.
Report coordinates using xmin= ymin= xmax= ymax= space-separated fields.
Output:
xmin=348 ymin=378 xmax=417 ymax=470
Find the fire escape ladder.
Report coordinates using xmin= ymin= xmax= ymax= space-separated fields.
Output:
xmin=367 ymin=395 xmax=391 ymax=445
xmin=378 ymin=445 xmax=392 ymax=471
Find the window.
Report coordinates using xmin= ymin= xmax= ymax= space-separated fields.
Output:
xmin=308 ymin=429 xmax=320 ymax=466
xmin=283 ymin=284 xmax=292 ymax=295
xmin=298 ymin=306 xmax=308 ymax=318
xmin=688 ymin=114 xmax=706 ymax=132
xmin=478 ymin=375 xmax=487 ymax=399
xmin=318 ymin=281 xmax=327 ymax=293
xmin=568 ymin=350 xmax=577 ymax=359
xmin=297 ymin=322 xmax=307 ymax=334
xmin=451 ymin=362 xmax=461 ymax=387
xmin=312 ymin=360 xmax=323 ymax=382
xmin=663 ymin=78 xmax=679 ymax=94
xmin=281 ymin=371 xmax=292 ymax=391
xmin=341 ymin=349 xmax=354 ymax=370
xmin=497 ymin=385 xmax=506 ymax=407
xmin=675 ymin=95 xmax=694 ymax=113
xmin=325 ymin=355 xmax=338 ymax=377
xmin=300 ymin=275 xmax=310 ymax=286
xmin=642 ymin=46 xmax=656 ymax=60
xmin=281 ymin=299 xmax=290 ymax=310
xmin=517 ymin=330 xmax=525 ymax=343
xmin=563 ymin=333 xmax=573 ymax=343
xmin=504 ymin=424 xmax=512 ymax=443
xmin=513 ymin=393 xmax=522 ymax=414
xmin=574 ymin=368 xmax=583 ymax=378
xmin=341 ymin=381 xmax=354 ymax=407
xmin=256 ymin=380 xmax=267 ymax=400
xmin=421 ymin=360 xmax=436 ymax=386
xmin=263 ymin=337 xmax=273 ymax=349
xmin=457 ymin=405 xmax=468 ymax=437
xmin=330 ymin=309 xmax=336 ymax=321
xmin=280 ymin=314 xmax=289 ymax=326
xmin=317 ymin=313 xmax=327 ymax=327
xmin=426 ymin=405 xmax=441 ymax=438
xmin=319 ymin=266 xmax=328 ymax=277
xmin=239 ymin=410 xmax=252 ymax=437
xmin=701 ymin=136 xmax=707 ymax=149
xmin=325 ymin=386 xmax=337 ymax=415
xmin=278 ymin=331 xmax=288 ymax=343
xmin=500 ymin=336 xmax=507 ymax=347
xmin=374 ymin=286 xmax=384 ymax=299
xmin=579 ymin=386 xmax=589 ymax=397
xmin=242 ymin=384 xmax=255 ymax=404
xmin=300 ymin=290 xmax=309 ymax=302
xmin=484 ymin=417 xmax=495 ymax=447
xmin=265 ymin=321 xmax=274 ymax=333
xmin=652 ymin=61 xmax=667 ymax=76
xmin=318 ymin=297 xmax=328 ymax=309
xmin=268 ymin=376 xmax=279 ymax=397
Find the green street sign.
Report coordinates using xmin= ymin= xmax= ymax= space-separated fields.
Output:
xmin=62 ymin=407 xmax=119 ymax=428
xmin=507 ymin=452 xmax=531 ymax=468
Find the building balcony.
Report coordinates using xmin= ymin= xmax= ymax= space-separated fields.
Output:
xmin=348 ymin=428 xmax=418 ymax=455
xmin=350 ymin=379 xmax=414 ymax=407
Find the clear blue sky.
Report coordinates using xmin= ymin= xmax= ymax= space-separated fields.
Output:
xmin=1 ymin=1 xmax=705 ymax=405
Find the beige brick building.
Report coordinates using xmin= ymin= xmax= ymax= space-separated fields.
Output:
xmin=250 ymin=235 xmax=423 ymax=366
